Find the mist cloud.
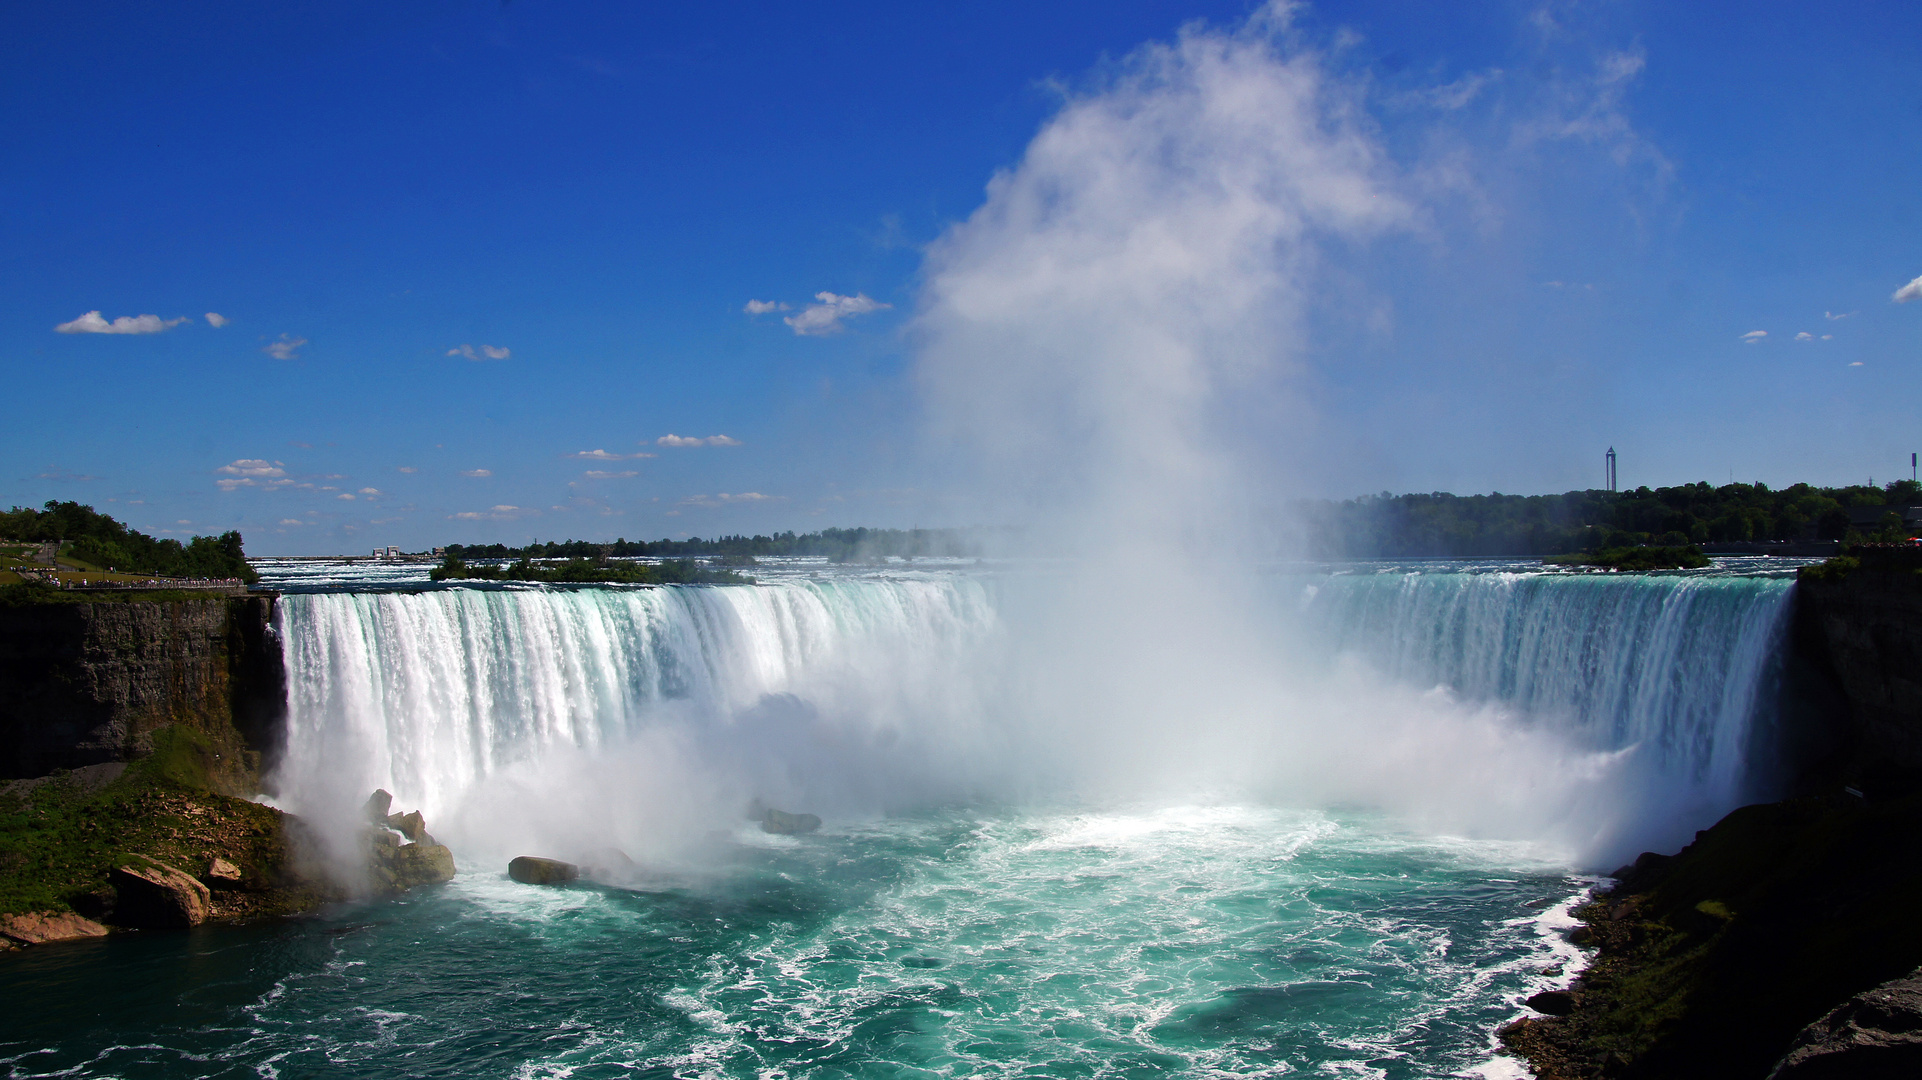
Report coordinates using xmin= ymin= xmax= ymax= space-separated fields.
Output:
xmin=916 ymin=4 xmax=1406 ymax=543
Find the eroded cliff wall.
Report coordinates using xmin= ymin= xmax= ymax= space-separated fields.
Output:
xmin=0 ymin=595 xmax=285 ymax=791
xmin=1793 ymin=553 xmax=1922 ymax=786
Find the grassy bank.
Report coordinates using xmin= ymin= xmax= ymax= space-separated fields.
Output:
xmin=0 ymin=726 xmax=321 ymax=920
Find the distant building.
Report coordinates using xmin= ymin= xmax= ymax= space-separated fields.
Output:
xmin=432 ymin=547 xmax=446 ymax=557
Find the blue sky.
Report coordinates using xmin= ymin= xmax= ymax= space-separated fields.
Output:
xmin=4 ymin=1 xmax=1920 ymax=554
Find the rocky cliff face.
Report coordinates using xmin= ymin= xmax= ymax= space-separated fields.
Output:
xmin=0 ymin=595 xmax=285 ymax=790
xmin=1793 ymin=551 xmax=1922 ymax=786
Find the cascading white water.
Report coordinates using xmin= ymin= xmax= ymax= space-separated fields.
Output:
xmin=1299 ymin=569 xmax=1795 ymax=812
xmin=270 ymin=566 xmax=1796 ymax=866
xmin=272 ymin=577 xmax=1001 ymax=836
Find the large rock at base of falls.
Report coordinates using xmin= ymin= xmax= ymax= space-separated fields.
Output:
xmin=1769 ymin=968 xmax=1922 ymax=1079
xmin=0 ymin=911 xmax=110 ymax=945
xmin=384 ymin=809 xmax=433 ymax=844
xmin=508 ymin=856 xmax=579 ymax=885
xmin=389 ymin=843 xmax=456 ymax=890
xmin=362 ymin=789 xmax=394 ymax=821
xmin=111 ymin=856 xmax=212 ymax=928
xmin=760 ymin=808 xmax=822 ymax=835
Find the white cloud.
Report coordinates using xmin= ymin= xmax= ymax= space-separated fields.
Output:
xmin=1826 ymin=310 xmax=1856 ymax=320
xmin=568 ymin=448 xmax=655 ymax=460
xmin=55 ymin=311 xmax=189 ymax=334
xmin=783 ymin=292 xmax=891 ymax=335
xmin=205 ymin=312 xmax=229 ymax=328
xmin=1741 ymin=330 xmax=1767 ymax=343
xmin=358 ymin=487 xmax=380 ymax=495
xmin=582 ymin=470 xmax=639 ymax=479
xmin=1823 ymin=334 xmax=1833 ymax=340
xmin=744 ymin=299 xmax=790 ymax=314
xmin=263 ymin=334 xmax=306 ymax=360
xmin=278 ymin=518 xmax=304 ymax=526
xmin=448 ymin=344 xmax=511 ymax=361
xmin=337 ymin=493 xmax=356 ymax=500
xmin=1850 ymin=361 xmax=1865 ymax=367
xmin=452 ymin=504 xmax=539 ymax=521
xmin=397 ymin=466 xmax=418 ymax=473
xmin=656 ymin=434 xmax=742 ymax=447
xmin=461 ymin=469 xmax=493 ymax=478
xmin=215 ymin=458 xmax=295 ymax=489
xmin=677 ymin=491 xmax=780 ymax=508
xmin=1795 ymin=331 xmax=1814 ymax=342
xmin=1894 ymin=275 xmax=1922 ymax=304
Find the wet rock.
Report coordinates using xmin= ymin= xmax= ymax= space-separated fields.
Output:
xmin=384 ymin=809 xmax=433 ymax=845
xmin=362 ymin=789 xmax=394 ymax=821
xmin=1526 ymin=989 xmax=1577 ymax=1016
xmin=509 ymin=856 xmax=579 ymax=885
xmin=1769 ymin=968 xmax=1922 ymax=1079
xmin=760 ymin=808 xmax=822 ymax=835
xmin=0 ymin=911 xmax=110 ymax=945
xmin=111 ymin=856 xmax=212 ymax=928
xmin=389 ymin=843 xmax=456 ymax=890
xmin=203 ymin=856 xmax=244 ymax=889
xmin=579 ymin=847 xmax=636 ymax=882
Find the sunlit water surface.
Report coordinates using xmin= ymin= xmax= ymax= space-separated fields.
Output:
xmin=4 ymin=556 xmax=1811 ymax=1077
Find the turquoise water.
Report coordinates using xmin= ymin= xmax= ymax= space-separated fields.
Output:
xmin=3 ymin=560 xmax=1798 ymax=1077
xmin=3 ymin=806 xmax=1585 ymax=1079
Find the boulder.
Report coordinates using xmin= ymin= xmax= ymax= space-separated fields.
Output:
xmin=389 ymin=843 xmax=457 ymax=890
xmin=111 ymin=856 xmax=212 ymax=928
xmin=384 ymin=809 xmax=433 ymax=845
xmin=579 ymin=847 xmax=636 ymax=882
xmin=203 ymin=856 xmax=244 ymax=889
xmin=1769 ymin=968 xmax=1922 ymax=1079
xmin=508 ymin=856 xmax=580 ymax=885
xmin=0 ymin=911 xmax=110 ymax=945
xmin=362 ymin=789 xmax=394 ymax=821
xmin=1526 ymin=989 xmax=1577 ymax=1016
xmin=760 ymin=808 xmax=822 ymax=835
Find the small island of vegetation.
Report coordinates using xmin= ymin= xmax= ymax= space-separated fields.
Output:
xmin=1543 ymin=545 xmax=1711 ymax=571
xmin=430 ymin=554 xmax=753 ymax=585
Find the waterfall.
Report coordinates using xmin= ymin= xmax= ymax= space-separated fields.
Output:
xmin=271 ymin=578 xmax=1001 ymax=823
xmin=268 ymin=567 xmax=1795 ymax=864
xmin=1300 ymin=569 xmax=1795 ymax=810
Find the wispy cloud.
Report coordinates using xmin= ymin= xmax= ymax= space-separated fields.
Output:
xmin=36 ymin=466 xmax=98 ymax=482
xmin=397 ymin=466 xmax=418 ymax=473
xmin=263 ymin=334 xmax=306 ymax=360
xmin=1794 ymin=331 xmax=1814 ymax=342
xmin=278 ymin=518 xmax=304 ymax=526
xmin=677 ymin=492 xmax=780 ymax=508
xmin=1740 ymin=330 xmax=1767 ymax=343
xmin=205 ymin=312 xmax=229 ymax=328
xmin=359 ymin=487 xmax=380 ymax=495
xmin=56 ymin=311 xmax=188 ymax=334
xmin=460 ymin=468 xmax=493 ymax=478
xmin=1825 ymin=310 xmax=1856 ymax=320
xmin=582 ymin=470 xmax=639 ymax=479
xmin=567 ymin=449 xmax=655 ymax=460
xmin=656 ymin=434 xmax=741 ymax=447
xmin=783 ymin=292 xmax=890 ymax=336
xmin=447 ymin=343 xmax=511 ymax=361
xmin=744 ymin=299 xmax=790 ymax=314
xmin=336 ymin=493 xmax=356 ymax=500
xmin=1895 ymin=275 xmax=1922 ymax=304
xmin=452 ymin=504 xmax=539 ymax=521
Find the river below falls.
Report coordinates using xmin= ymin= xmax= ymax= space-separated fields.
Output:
xmin=4 ymin=804 xmax=1590 ymax=1079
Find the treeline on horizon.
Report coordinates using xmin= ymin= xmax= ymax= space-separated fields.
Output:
xmin=445 ymin=526 xmax=974 ymax=563
xmin=0 ymin=501 xmax=258 ymax=583
xmin=1301 ymin=479 xmax=1922 ymax=558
